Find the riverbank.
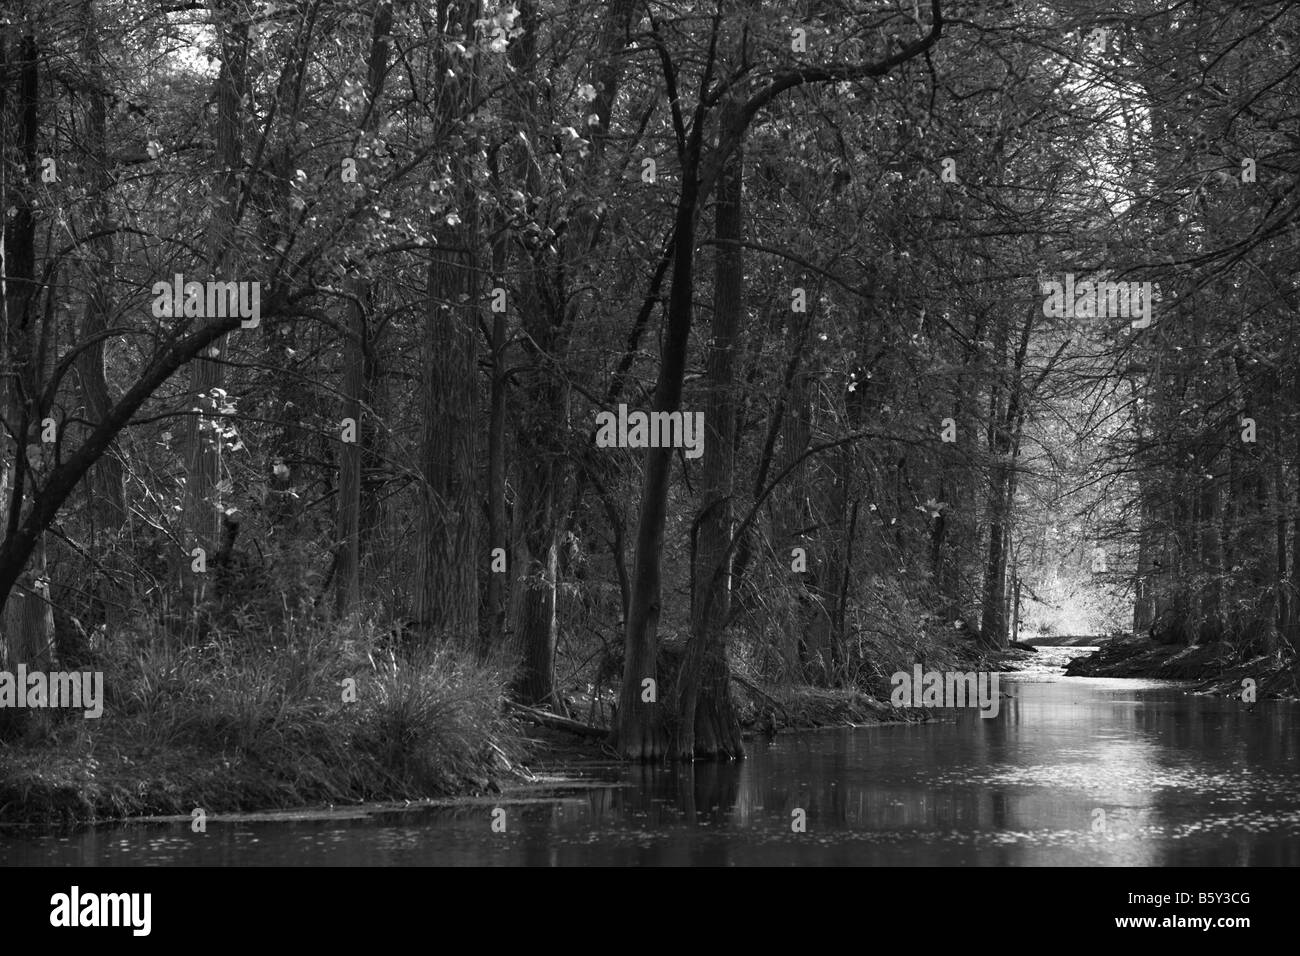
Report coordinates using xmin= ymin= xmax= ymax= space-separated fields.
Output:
xmin=1063 ymin=633 xmax=1299 ymax=698
xmin=0 ymin=630 xmax=1030 ymax=827
xmin=0 ymin=635 xmax=519 ymax=827
xmin=0 ymin=679 xmax=915 ymax=827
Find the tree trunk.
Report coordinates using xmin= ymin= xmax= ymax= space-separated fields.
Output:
xmin=509 ymin=266 xmax=562 ymax=702
xmin=979 ymin=307 xmax=1010 ymax=648
xmin=411 ymin=0 xmax=480 ymax=646
xmin=412 ymin=235 xmax=480 ymax=642
xmin=616 ymin=147 xmax=704 ymax=761
xmin=483 ymin=176 xmax=508 ymax=655
xmin=0 ymin=30 xmax=55 ymax=682
xmin=497 ymin=0 xmax=564 ymax=704
xmin=677 ymin=121 xmax=744 ymax=760
xmin=980 ymin=301 xmax=1034 ymax=649
xmin=336 ymin=278 xmax=366 ymax=616
xmin=1272 ymin=415 xmax=1287 ymax=643
xmin=75 ymin=0 xmax=125 ymax=538
xmin=777 ymin=305 xmax=816 ymax=679
xmin=335 ymin=2 xmax=391 ymax=617
xmin=181 ymin=11 xmax=247 ymax=606
xmin=1133 ymin=494 xmax=1155 ymax=634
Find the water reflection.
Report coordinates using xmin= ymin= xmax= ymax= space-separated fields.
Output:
xmin=2 ymin=670 xmax=1297 ymax=866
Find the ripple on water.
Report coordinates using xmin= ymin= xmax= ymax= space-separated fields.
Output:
xmin=929 ymin=762 xmax=1299 ymax=801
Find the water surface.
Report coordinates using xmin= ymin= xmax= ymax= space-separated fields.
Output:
xmin=3 ymin=648 xmax=1296 ymax=865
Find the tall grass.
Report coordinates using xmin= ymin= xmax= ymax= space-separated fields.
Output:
xmin=0 ymin=620 xmax=520 ymax=824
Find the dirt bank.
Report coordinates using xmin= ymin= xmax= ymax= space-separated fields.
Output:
xmin=1063 ymin=634 xmax=1299 ymax=699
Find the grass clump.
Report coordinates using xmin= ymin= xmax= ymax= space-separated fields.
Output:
xmin=0 ymin=621 xmax=521 ymax=826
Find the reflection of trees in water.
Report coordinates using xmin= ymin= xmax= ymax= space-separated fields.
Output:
xmin=590 ymin=762 xmax=745 ymax=827
xmin=508 ymin=763 xmax=753 ymax=865
xmin=678 ymin=761 xmax=744 ymax=827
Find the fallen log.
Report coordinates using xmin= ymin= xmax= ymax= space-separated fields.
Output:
xmin=505 ymin=700 xmax=608 ymax=738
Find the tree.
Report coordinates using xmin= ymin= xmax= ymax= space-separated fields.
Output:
xmin=616 ymin=0 xmax=944 ymax=760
